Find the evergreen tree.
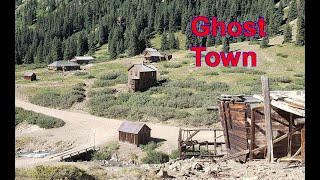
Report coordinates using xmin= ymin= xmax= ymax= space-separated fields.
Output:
xmin=99 ymin=22 xmax=108 ymax=46
xmin=222 ymin=37 xmax=230 ymax=53
xmin=174 ymin=36 xmax=180 ymax=49
xmin=160 ymin=30 xmax=168 ymax=51
xmin=295 ymin=15 xmax=305 ymax=46
xmin=34 ymin=43 xmax=43 ymax=63
xmin=128 ymin=26 xmax=140 ymax=56
xmin=272 ymin=6 xmax=283 ymax=35
xmin=206 ymin=35 xmax=215 ymax=47
xmin=24 ymin=48 xmax=34 ymax=64
xmin=77 ymin=32 xmax=88 ymax=56
xmin=185 ymin=25 xmax=197 ymax=50
xmin=260 ymin=37 xmax=269 ymax=48
xmin=168 ymin=33 xmax=176 ymax=49
xmin=283 ymin=20 xmax=292 ymax=43
xmin=288 ymin=0 xmax=298 ymax=22
xmin=15 ymin=50 xmax=22 ymax=65
xmin=51 ymin=37 xmax=63 ymax=61
xmin=88 ymin=33 xmax=96 ymax=55
xmin=63 ymin=39 xmax=72 ymax=60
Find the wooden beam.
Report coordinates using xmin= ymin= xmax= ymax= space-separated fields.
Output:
xmin=288 ymin=113 xmax=293 ymax=157
xmin=183 ymin=130 xmax=200 ymax=144
xmin=301 ymin=126 xmax=305 ymax=162
xmin=261 ymin=76 xmax=274 ymax=163
xmin=249 ymin=109 xmax=256 ymax=160
xmin=214 ymin=130 xmax=217 ymax=155
xmin=294 ymin=118 xmax=305 ymax=125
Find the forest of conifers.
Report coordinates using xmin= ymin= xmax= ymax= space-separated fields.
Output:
xmin=15 ymin=0 xmax=304 ymax=65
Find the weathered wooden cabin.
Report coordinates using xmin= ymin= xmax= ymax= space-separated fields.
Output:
xmin=218 ymin=91 xmax=305 ymax=163
xmin=118 ymin=121 xmax=151 ymax=146
xmin=70 ymin=56 xmax=94 ymax=64
xmin=144 ymin=51 xmax=163 ymax=62
xmin=23 ymin=72 xmax=36 ymax=81
xmin=142 ymin=48 xmax=157 ymax=55
xmin=47 ymin=61 xmax=80 ymax=71
xmin=127 ymin=63 xmax=157 ymax=92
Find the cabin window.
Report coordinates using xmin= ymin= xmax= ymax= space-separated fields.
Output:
xmin=135 ymin=72 xmax=138 ymax=76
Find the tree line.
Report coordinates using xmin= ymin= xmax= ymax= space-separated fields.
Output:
xmin=15 ymin=0 xmax=304 ymax=65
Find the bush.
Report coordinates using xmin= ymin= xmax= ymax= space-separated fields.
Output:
xmin=293 ymin=73 xmax=304 ymax=77
xmin=74 ymin=71 xmax=88 ymax=76
xmin=222 ymin=68 xmax=266 ymax=75
xmin=92 ymin=79 xmax=116 ymax=87
xmin=87 ymin=74 xmax=96 ymax=79
xmin=141 ymin=150 xmax=169 ymax=164
xmin=275 ymin=76 xmax=292 ymax=83
xmin=160 ymin=70 xmax=169 ymax=75
xmin=140 ymin=141 xmax=160 ymax=151
xmin=204 ymin=71 xmax=219 ymax=76
xmin=276 ymin=53 xmax=288 ymax=58
xmin=169 ymin=149 xmax=179 ymax=159
xmin=15 ymin=107 xmax=65 ymax=128
xmin=31 ymin=165 xmax=95 ymax=180
xmin=182 ymin=110 xmax=218 ymax=126
xmin=87 ymin=88 xmax=115 ymax=97
xmin=92 ymin=141 xmax=119 ymax=160
xmin=185 ymin=53 xmax=196 ymax=58
xmin=207 ymin=81 xmax=229 ymax=92
xmin=182 ymin=60 xmax=189 ymax=64
xmin=163 ymin=63 xmax=182 ymax=68
xmin=100 ymin=71 xmax=121 ymax=80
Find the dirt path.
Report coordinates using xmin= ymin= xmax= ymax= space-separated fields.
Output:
xmin=15 ymin=99 xmax=223 ymax=168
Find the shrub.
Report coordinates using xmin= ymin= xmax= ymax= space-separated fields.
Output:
xmin=182 ymin=110 xmax=218 ymax=126
xmin=31 ymin=165 xmax=95 ymax=180
xmin=276 ymin=53 xmax=288 ymax=58
xmin=182 ymin=60 xmax=188 ymax=64
xmin=141 ymin=151 xmax=169 ymax=164
xmin=74 ymin=71 xmax=88 ymax=76
xmin=275 ymin=76 xmax=292 ymax=83
xmin=207 ymin=81 xmax=229 ymax=92
xmin=203 ymin=71 xmax=219 ymax=76
xmin=100 ymin=71 xmax=121 ymax=80
xmin=92 ymin=79 xmax=116 ymax=87
xmin=87 ymin=74 xmax=95 ymax=79
xmin=293 ymin=73 xmax=304 ymax=77
xmin=160 ymin=70 xmax=169 ymax=75
xmin=87 ymin=88 xmax=115 ymax=97
xmin=15 ymin=107 xmax=65 ymax=128
xmin=286 ymin=84 xmax=304 ymax=90
xmin=169 ymin=149 xmax=179 ymax=159
xmin=163 ymin=63 xmax=182 ymax=68
xmin=185 ymin=53 xmax=196 ymax=58
xmin=92 ymin=141 xmax=119 ymax=160
xmin=140 ymin=141 xmax=160 ymax=152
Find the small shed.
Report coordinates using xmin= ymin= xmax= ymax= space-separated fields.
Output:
xmin=144 ymin=51 xmax=163 ymax=62
xmin=47 ymin=61 xmax=80 ymax=71
xmin=70 ymin=56 xmax=94 ymax=64
xmin=118 ymin=121 xmax=151 ymax=146
xmin=128 ymin=63 xmax=157 ymax=92
xmin=23 ymin=72 xmax=36 ymax=81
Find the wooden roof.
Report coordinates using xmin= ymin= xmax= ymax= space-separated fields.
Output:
xmin=48 ymin=61 xmax=80 ymax=67
xmin=118 ymin=121 xmax=151 ymax=134
xmin=71 ymin=56 xmax=94 ymax=61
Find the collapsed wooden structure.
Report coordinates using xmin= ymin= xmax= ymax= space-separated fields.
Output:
xmin=178 ymin=128 xmax=226 ymax=159
xmin=218 ymin=91 xmax=305 ymax=163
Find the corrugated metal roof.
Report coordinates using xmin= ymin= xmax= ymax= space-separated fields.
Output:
xmin=128 ymin=64 xmax=157 ymax=72
xmin=48 ymin=61 xmax=80 ymax=67
xmin=118 ymin=121 xmax=150 ymax=134
xmin=72 ymin=56 xmax=94 ymax=60
xmin=144 ymin=51 xmax=162 ymax=57
xmin=24 ymin=72 xmax=36 ymax=76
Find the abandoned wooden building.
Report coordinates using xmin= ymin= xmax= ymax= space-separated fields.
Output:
xmin=70 ymin=56 xmax=94 ymax=64
xmin=23 ymin=72 xmax=36 ymax=81
xmin=47 ymin=61 xmax=80 ymax=71
xmin=118 ymin=121 xmax=151 ymax=146
xmin=127 ymin=63 xmax=157 ymax=92
xmin=218 ymin=91 xmax=305 ymax=163
xmin=143 ymin=51 xmax=164 ymax=62
xmin=142 ymin=48 xmax=157 ymax=55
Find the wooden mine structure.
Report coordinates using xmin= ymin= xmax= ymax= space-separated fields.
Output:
xmin=178 ymin=128 xmax=226 ymax=159
xmin=218 ymin=91 xmax=305 ymax=163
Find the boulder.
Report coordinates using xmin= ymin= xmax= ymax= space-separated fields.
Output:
xmin=157 ymin=169 xmax=168 ymax=178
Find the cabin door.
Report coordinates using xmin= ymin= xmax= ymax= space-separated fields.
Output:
xmin=130 ymin=79 xmax=139 ymax=91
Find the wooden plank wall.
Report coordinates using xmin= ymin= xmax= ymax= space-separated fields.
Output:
xmin=219 ymin=101 xmax=248 ymax=162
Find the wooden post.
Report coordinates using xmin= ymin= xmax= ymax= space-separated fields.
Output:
xmin=301 ymin=126 xmax=305 ymax=162
xmin=288 ymin=113 xmax=293 ymax=157
xmin=249 ymin=108 xmax=256 ymax=160
xmin=261 ymin=76 xmax=274 ymax=163
xmin=214 ymin=130 xmax=217 ymax=155
xmin=178 ymin=128 xmax=182 ymax=159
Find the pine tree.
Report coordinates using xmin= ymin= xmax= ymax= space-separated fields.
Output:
xmin=272 ymin=6 xmax=283 ymax=35
xmin=51 ymin=37 xmax=63 ymax=61
xmin=260 ymin=37 xmax=269 ymax=48
xmin=128 ymin=26 xmax=140 ymax=56
xmin=15 ymin=50 xmax=22 ymax=65
xmin=77 ymin=32 xmax=88 ymax=56
xmin=283 ymin=20 xmax=292 ymax=43
xmin=185 ymin=25 xmax=197 ymax=50
xmin=88 ymin=33 xmax=96 ymax=55
xmin=99 ymin=22 xmax=108 ymax=46
xmin=168 ymin=33 xmax=176 ymax=49
xmin=288 ymin=0 xmax=298 ymax=22
xmin=24 ymin=48 xmax=34 ymax=64
xmin=174 ymin=36 xmax=180 ymax=49
xmin=160 ymin=30 xmax=168 ymax=51
xmin=206 ymin=35 xmax=215 ymax=47
xmin=34 ymin=43 xmax=43 ymax=63
xmin=222 ymin=37 xmax=230 ymax=53
xmin=295 ymin=15 xmax=305 ymax=46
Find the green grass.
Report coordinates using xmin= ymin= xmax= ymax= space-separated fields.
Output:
xmin=15 ymin=107 xmax=65 ymax=128
xmin=91 ymin=141 xmax=120 ymax=160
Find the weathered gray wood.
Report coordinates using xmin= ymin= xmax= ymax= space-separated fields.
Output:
xmin=261 ymin=76 xmax=274 ymax=163
xmin=294 ymin=118 xmax=305 ymax=125
xmin=249 ymin=109 xmax=256 ymax=160
xmin=288 ymin=113 xmax=293 ymax=157
xmin=214 ymin=130 xmax=217 ymax=155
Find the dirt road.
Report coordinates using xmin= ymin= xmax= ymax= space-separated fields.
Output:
xmin=15 ymin=99 xmax=223 ymax=168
